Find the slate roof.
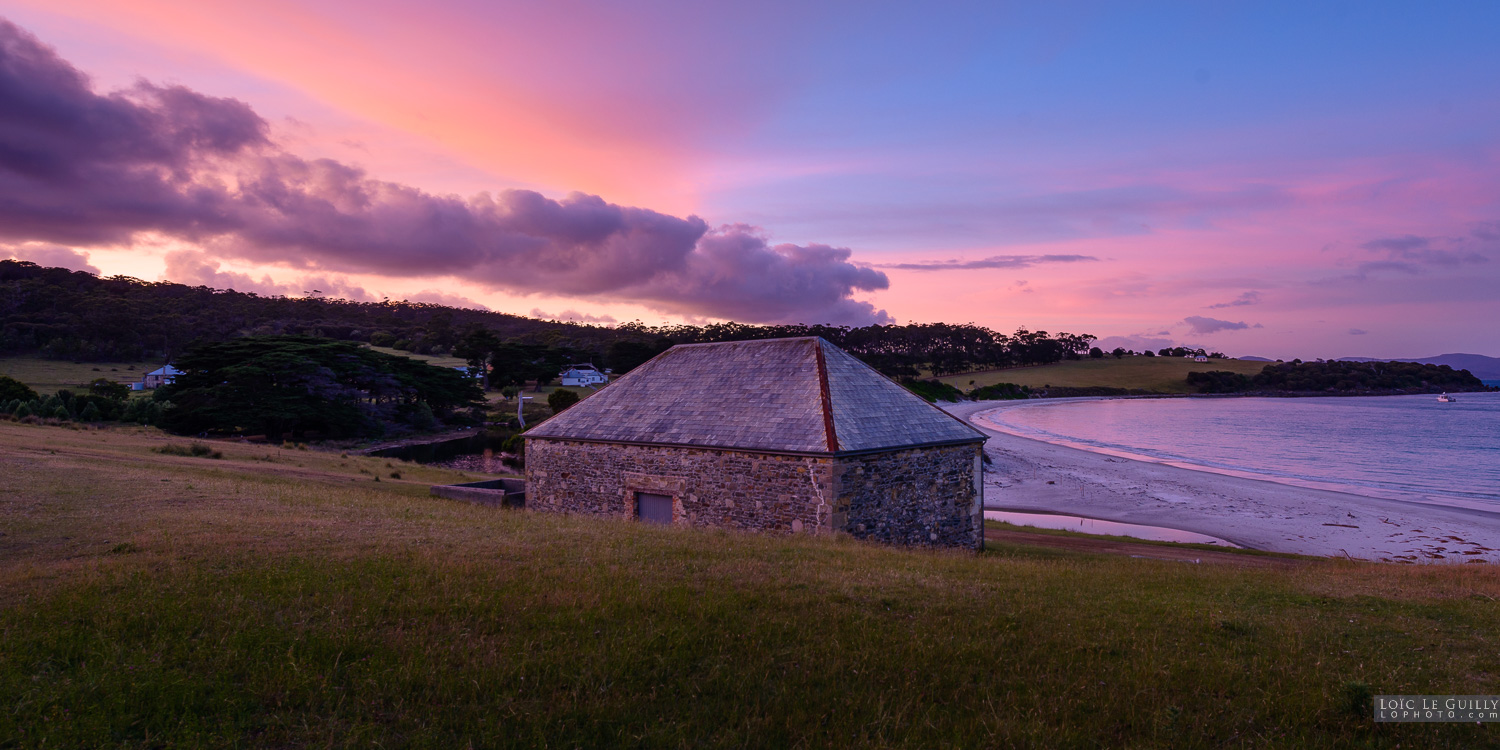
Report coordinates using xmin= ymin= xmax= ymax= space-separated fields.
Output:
xmin=525 ymin=337 xmax=985 ymax=455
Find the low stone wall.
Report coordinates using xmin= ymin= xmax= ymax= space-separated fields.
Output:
xmin=526 ymin=439 xmax=836 ymax=533
xmin=431 ymin=478 xmax=526 ymax=508
xmin=834 ymin=443 xmax=983 ymax=549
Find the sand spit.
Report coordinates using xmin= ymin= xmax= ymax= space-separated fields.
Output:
xmin=945 ymin=400 xmax=1500 ymax=563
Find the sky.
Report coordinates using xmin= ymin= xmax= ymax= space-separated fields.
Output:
xmin=1 ymin=1 xmax=1497 ymax=359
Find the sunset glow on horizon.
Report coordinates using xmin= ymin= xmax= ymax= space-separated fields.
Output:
xmin=1 ymin=1 xmax=1497 ymax=358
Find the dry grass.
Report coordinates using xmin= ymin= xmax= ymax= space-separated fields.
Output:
xmin=0 ymin=355 xmax=153 ymax=395
xmin=2 ymin=419 xmax=1498 ymax=747
xmin=943 ymin=356 xmax=1271 ymax=394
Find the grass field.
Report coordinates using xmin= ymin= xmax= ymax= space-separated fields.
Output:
xmin=941 ymin=356 xmax=1271 ymax=394
xmin=3 ymin=419 xmax=1498 ymax=746
xmin=0 ymin=356 xmax=155 ymax=395
xmin=365 ymin=344 xmax=470 ymax=369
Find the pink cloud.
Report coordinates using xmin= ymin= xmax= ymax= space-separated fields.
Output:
xmin=0 ymin=20 xmax=889 ymax=326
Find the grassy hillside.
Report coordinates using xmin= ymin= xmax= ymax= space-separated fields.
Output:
xmin=366 ymin=344 xmax=470 ymax=369
xmin=0 ymin=355 xmax=154 ymax=395
xmin=2 ymin=420 xmax=1496 ymax=746
xmin=942 ymin=356 xmax=1269 ymax=394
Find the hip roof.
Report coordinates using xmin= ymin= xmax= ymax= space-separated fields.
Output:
xmin=525 ymin=337 xmax=985 ymax=455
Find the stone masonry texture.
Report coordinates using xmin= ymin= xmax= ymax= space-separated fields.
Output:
xmin=833 ymin=443 xmax=982 ymax=548
xmin=525 ymin=439 xmax=982 ymax=549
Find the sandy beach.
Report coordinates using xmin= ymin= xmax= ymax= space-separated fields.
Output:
xmin=944 ymin=400 xmax=1500 ymax=563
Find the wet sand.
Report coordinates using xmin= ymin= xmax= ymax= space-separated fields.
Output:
xmin=945 ymin=400 xmax=1500 ymax=563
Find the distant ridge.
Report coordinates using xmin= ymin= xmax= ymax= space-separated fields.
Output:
xmin=1336 ymin=353 xmax=1500 ymax=380
xmin=1237 ymin=356 xmax=1275 ymax=362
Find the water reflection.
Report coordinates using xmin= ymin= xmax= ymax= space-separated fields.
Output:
xmin=368 ymin=433 xmax=518 ymax=475
xmin=984 ymin=510 xmax=1238 ymax=547
xmin=435 ymin=448 xmax=518 ymax=474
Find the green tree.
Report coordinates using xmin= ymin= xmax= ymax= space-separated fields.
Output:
xmin=547 ymin=389 xmax=580 ymax=412
xmin=159 ymin=336 xmax=483 ymax=441
xmin=87 ymin=378 xmax=131 ymax=402
xmin=0 ymin=375 xmax=38 ymax=403
xmin=454 ymin=328 xmax=501 ymax=389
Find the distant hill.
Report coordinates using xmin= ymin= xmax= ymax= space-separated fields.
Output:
xmin=1337 ymin=353 xmax=1500 ymax=380
xmin=1237 ymin=355 xmax=1275 ymax=362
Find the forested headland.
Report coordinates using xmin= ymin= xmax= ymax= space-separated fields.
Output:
xmin=1187 ymin=360 xmax=1494 ymax=395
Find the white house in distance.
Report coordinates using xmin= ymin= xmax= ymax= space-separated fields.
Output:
xmin=559 ymin=364 xmax=608 ymax=387
xmin=142 ymin=365 xmax=182 ymax=389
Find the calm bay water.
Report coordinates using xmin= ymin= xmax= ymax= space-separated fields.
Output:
xmin=979 ymin=393 xmax=1500 ymax=508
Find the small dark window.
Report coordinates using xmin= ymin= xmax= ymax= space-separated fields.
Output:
xmin=636 ymin=492 xmax=673 ymax=525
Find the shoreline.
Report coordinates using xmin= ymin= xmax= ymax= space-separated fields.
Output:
xmin=942 ymin=399 xmax=1500 ymax=563
xmin=969 ymin=396 xmax=1499 ymax=512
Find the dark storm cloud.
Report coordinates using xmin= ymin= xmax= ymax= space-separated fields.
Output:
xmin=0 ymin=20 xmax=889 ymax=325
xmin=877 ymin=254 xmax=1098 ymax=271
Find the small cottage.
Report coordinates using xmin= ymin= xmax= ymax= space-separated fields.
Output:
xmin=142 ymin=365 xmax=181 ymax=389
xmin=524 ymin=337 xmax=988 ymax=549
xmin=558 ymin=364 xmax=608 ymax=387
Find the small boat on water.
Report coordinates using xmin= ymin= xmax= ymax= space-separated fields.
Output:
xmin=1438 ymin=393 xmax=1456 ymax=403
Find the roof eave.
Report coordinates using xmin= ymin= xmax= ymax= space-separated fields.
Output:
xmin=522 ymin=433 xmax=986 ymax=458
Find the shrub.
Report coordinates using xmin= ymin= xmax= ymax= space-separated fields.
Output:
xmin=154 ymin=443 xmax=223 ymax=459
xmin=898 ymin=378 xmax=963 ymax=403
xmin=407 ymin=401 xmax=438 ymax=431
xmin=369 ymin=332 xmax=397 ymax=347
xmin=547 ymin=389 xmax=580 ymax=412
xmin=51 ymin=405 xmax=71 ymax=421
xmin=969 ymin=382 xmax=1030 ymax=400
xmin=80 ymin=402 xmax=102 ymax=422
xmin=14 ymin=402 xmax=33 ymax=419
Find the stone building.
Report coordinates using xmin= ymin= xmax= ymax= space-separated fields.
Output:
xmin=524 ymin=337 xmax=987 ymax=549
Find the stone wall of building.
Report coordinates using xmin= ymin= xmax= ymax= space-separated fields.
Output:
xmin=832 ymin=443 xmax=982 ymax=549
xmin=525 ymin=439 xmax=838 ymax=533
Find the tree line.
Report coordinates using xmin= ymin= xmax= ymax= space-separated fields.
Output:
xmin=2 ymin=260 xmax=1095 ymax=380
xmin=1187 ymin=360 xmax=1492 ymax=395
